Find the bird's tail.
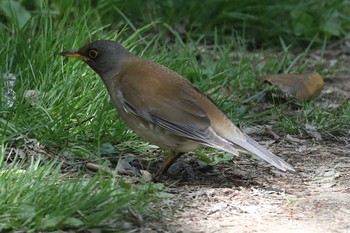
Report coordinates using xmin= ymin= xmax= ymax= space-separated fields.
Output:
xmin=204 ymin=127 xmax=293 ymax=171
xmin=227 ymin=133 xmax=294 ymax=171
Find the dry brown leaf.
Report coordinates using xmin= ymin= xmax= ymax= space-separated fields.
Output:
xmin=140 ymin=170 xmax=153 ymax=182
xmin=258 ymin=72 xmax=324 ymax=101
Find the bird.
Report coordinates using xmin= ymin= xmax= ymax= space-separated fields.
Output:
xmin=61 ymin=40 xmax=294 ymax=181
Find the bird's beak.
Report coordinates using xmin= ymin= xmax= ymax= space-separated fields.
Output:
xmin=60 ymin=50 xmax=89 ymax=61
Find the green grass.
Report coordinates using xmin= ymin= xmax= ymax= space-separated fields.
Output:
xmin=100 ymin=0 xmax=350 ymax=47
xmin=0 ymin=0 xmax=349 ymax=231
xmin=0 ymin=153 xmax=165 ymax=232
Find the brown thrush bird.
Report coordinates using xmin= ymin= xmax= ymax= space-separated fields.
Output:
xmin=61 ymin=40 xmax=294 ymax=181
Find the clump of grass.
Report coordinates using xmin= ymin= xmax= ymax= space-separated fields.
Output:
xmin=0 ymin=153 xmax=164 ymax=232
xmin=275 ymin=101 xmax=350 ymax=136
xmin=112 ymin=0 xmax=350 ymax=47
xmin=1 ymin=3 xmax=168 ymax=232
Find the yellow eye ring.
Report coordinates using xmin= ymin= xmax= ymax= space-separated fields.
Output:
xmin=89 ymin=49 xmax=98 ymax=58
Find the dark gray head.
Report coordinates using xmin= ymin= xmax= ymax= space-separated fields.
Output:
xmin=61 ymin=40 xmax=131 ymax=79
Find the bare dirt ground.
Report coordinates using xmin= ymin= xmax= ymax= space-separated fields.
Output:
xmin=158 ymin=135 xmax=349 ymax=233
xmin=141 ymin=40 xmax=350 ymax=233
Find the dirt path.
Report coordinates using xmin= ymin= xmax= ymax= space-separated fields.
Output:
xmin=161 ymin=137 xmax=349 ymax=233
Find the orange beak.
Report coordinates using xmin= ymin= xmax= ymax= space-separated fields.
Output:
xmin=60 ymin=50 xmax=89 ymax=61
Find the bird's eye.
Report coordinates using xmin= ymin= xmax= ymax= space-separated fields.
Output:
xmin=89 ymin=49 xmax=98 ymax=59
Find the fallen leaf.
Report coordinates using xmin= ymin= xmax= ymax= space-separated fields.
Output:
xmin=258 ymin=72 xmax=324 ymax=101
xmin=140 ymin=170 xmax=152 ymax=182
xmin=116 ymin=157 xmax=139 ymax=176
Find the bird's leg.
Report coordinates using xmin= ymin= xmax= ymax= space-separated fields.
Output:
xmin=153 ymin=151 xmax=183 ymax=182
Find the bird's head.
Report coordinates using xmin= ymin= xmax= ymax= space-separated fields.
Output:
xmin=61 ymin=40 xmax=130 ymax=80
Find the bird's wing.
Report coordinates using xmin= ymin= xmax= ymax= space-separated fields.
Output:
xmin=119 ymin=80 xmax=241 ymax=156
xmin=119 ymin=79 xmax=212 ymax=143
xmin=116 ymin=61 xmax=239 ymax=155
